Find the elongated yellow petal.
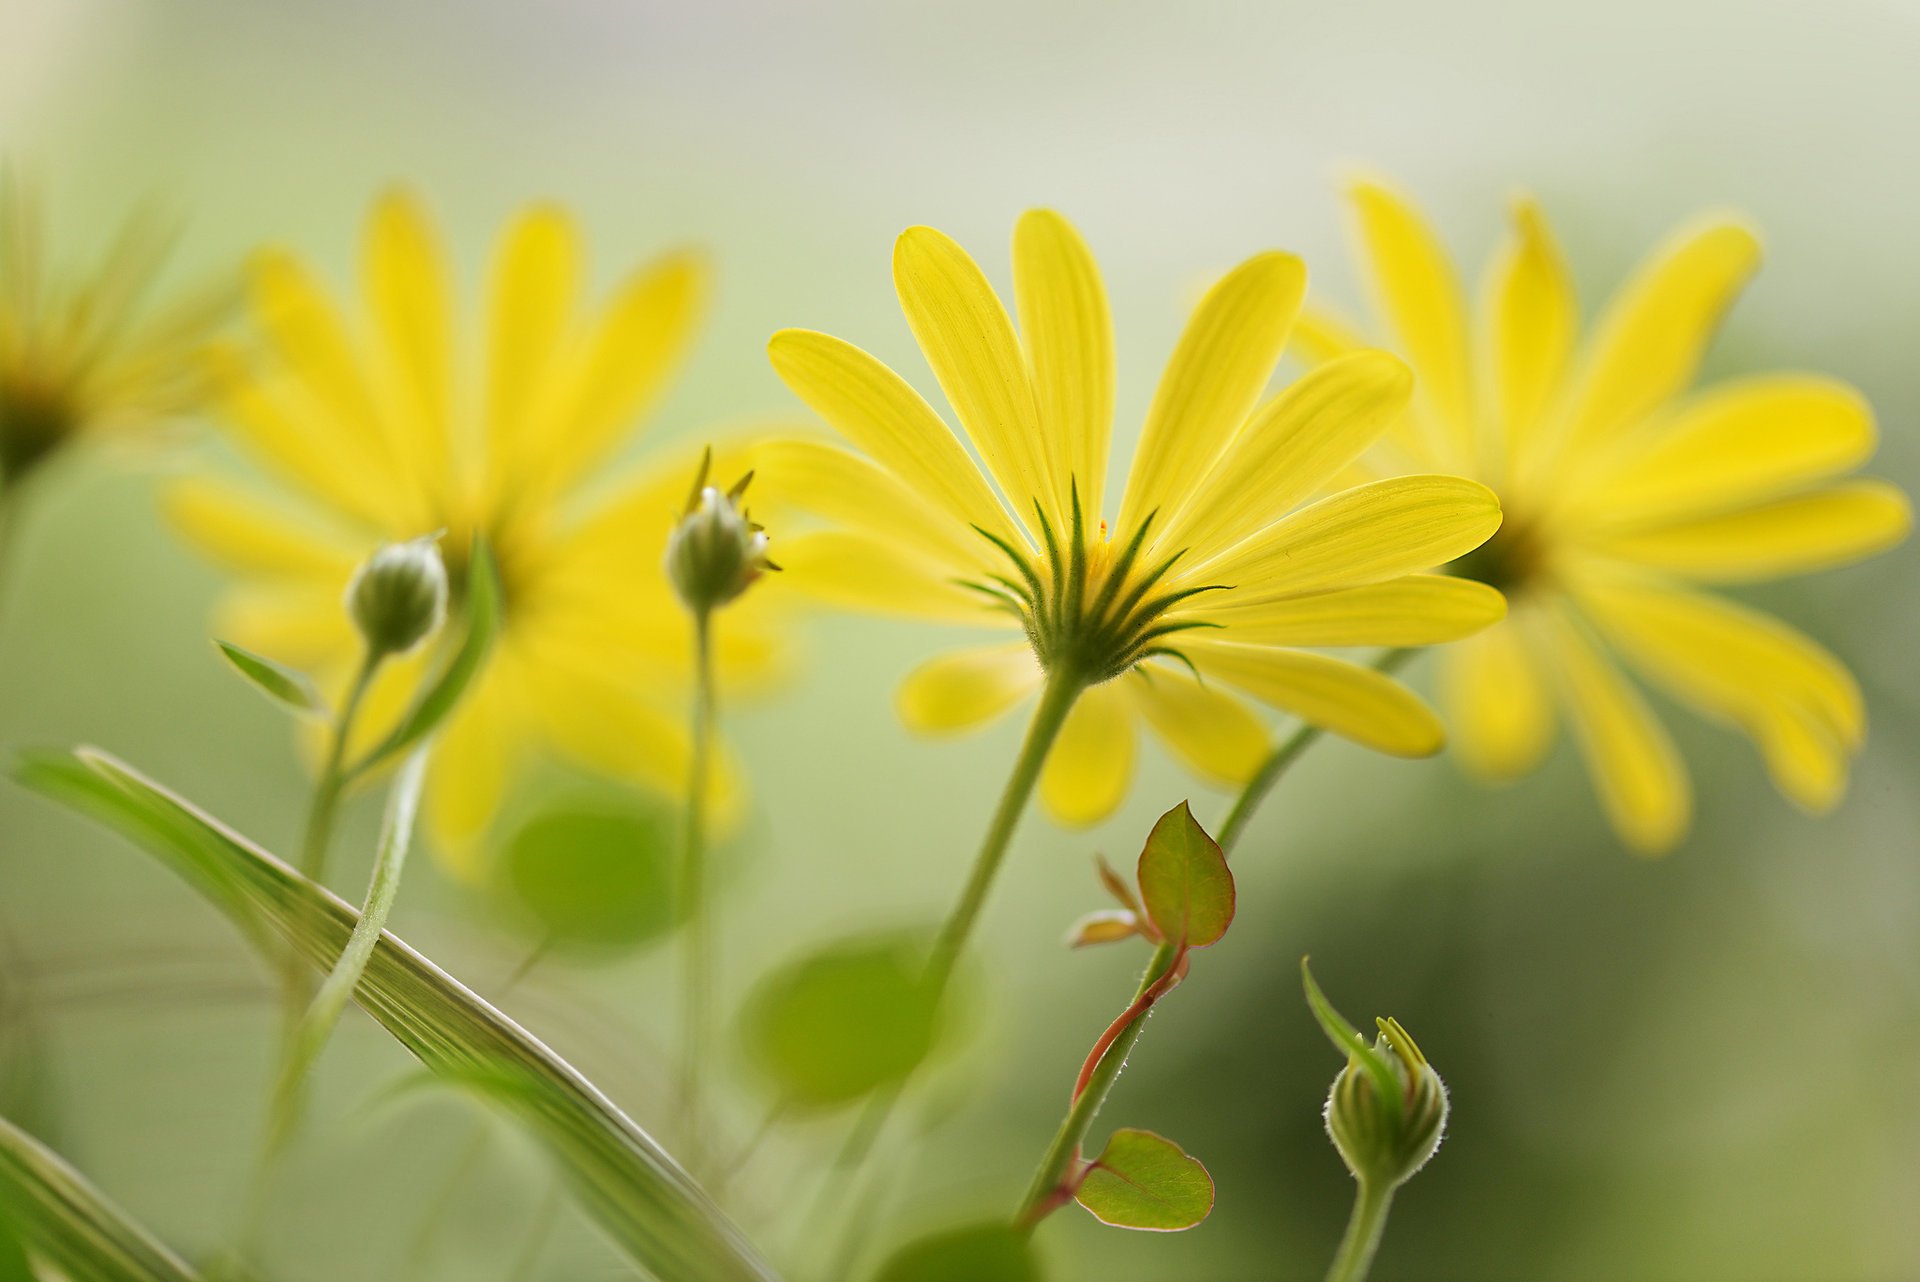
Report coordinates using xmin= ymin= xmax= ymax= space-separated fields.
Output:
xmin=485 ymin=205 xmax=580 ymax=479
xmin=164 ymin=478 xmax=361 ymax=579
xmin=1556 ymin=215 xmax=1762 ymax=458
xmin=543 ymin=250 xmax=706 ymax=494
xmin=767 ymin=328 xmax=1019 ymax=547
xmin=1439 ymin=615 xmax=1555 ymax=779
xmin=1193 ymin=475 xmax=1502 ymax=602
xmin=1013 ymin=209 xmax=1113 ymax=522
xmin=896 ymin=642 xmax=1041 ymax=735
xmin=1117 ymin=251 xmax=1306 ymax=538
xmin=1753 ymin=702 xmax=1848 ymax=814
xmin=778 ymin=529 xmax=998 ymax=625
xmin=1162 ymin=350 xmax=1413 ymax=562
xmin=1212 ymin=574 xmax=1505 ymax=646
xmin=1126 ymin=662 xmax=1269 ymax=785
xmin=1589 ymin=480 xmax=1910 ymax=581
xmin=751 ymin=436 xmax=982 ymax=571
xmin=1567 ymin=375 xmax=1877 ymax=526
xmin=1292 ymin=306 xmax=1368 ymax=365
xmin=1185 ymin=639 xmax=1444 ymax=757
xmin=1346 ymin=176 xmax=1475 ymax=467
xmin=1571 ymin=569 xmax=1863 ymax=753
xmin=363 ymin=191 xmax=454 ymax=489
xmin=1039 ymin=681 xmax=1134 ymax=827
xmin=893 ymin=226 xmax=1053 ymax=527
xmin=1541 ymin=607 xmax=1690 ymax=855
xmin=1482 ymin=196 xmax=1576 ymax=476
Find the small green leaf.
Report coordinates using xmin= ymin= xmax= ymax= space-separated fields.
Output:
xmin=0 ymin=1115 xmax=201 ymax=1280
xmin=872 ymin=1222 xmax=1041 ymax=1282
xmin=494 ymin=792 xmax=679 ymax=955
xmin=1301 ymin=958 xmax=1401 ymax=1124
xmin=1074 ymin=1128 xmax=1214 ymax=1232
xmin=215 ymin=639 xmax=326 ymax=717
xmin=1134 ymin=802 xmax=1233 ymax=949
xmin=742 ymin=933 xmax=943 ymax=1110
xmin=350 ymin=536 xmax=502 ymax=777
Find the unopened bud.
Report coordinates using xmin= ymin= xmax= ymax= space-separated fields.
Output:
xmin=1303 ymin=960 xmax=1448 ymax=1189
xmin=666 ymin=448 xmax=778 ymax=614
xmin=347 ymin=536 xmax=449 ymax=657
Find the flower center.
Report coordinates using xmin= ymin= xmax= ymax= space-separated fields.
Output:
xmin=1448 ymin=516 xmax=1547 ymax=597
xmin=0 ymin=372 xmax=77 ymax=483
xmin=961 ymin=490 xmax=1223 ymax=685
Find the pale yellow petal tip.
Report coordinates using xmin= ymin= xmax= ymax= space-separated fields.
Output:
xmin=370 ymin=186 xmax=435 ymax=236
xmin=1038 ymin=789 xmax=1121 ymax=830
xmin=892 ymin=223 xmax=959 ymax=270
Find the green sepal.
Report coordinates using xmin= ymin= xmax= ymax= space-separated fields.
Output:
xmin=215 ymin=639 xmax=327 ymax=718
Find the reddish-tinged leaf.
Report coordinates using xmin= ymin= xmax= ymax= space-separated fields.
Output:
xmin=1135 ymin=802 xmax=1233 ymax=949
xmin=1065 ymin=909 xmax=1140 ymax=949
xmin=1074 ymin=1128 xmax=1214 ymax=1231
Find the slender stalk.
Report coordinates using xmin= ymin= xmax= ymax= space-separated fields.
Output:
xmin=1325 ymin=1178 xmax=1395 ymax=1282
xmin=676 ymin=608 xmax=718 ymax=1163
xmin=1016 ymin=647 xmax=1416 ymax=1225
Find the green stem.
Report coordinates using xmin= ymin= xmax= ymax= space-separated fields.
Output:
xmin=676 ymin=609 xmax=718 ymax=1164
xmin=1325 ymin=1178 xmax=1395 ymax=1282
xmin=1016 ymin=647 xmax=1416 ymax=1225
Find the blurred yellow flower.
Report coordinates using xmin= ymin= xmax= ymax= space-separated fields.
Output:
xmin=766 ymin=211 xmax=1505 ymax=826
xmin=1312 ymin=177 xmax=1912 ymax=853
xmin=167 ymin=191 xmax=786 ymax=872
xmin=0 ymin=174 xmax=232 ymax=492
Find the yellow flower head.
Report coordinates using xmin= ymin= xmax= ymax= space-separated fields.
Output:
xmin=766 ymin=211 xmax=1505 ymax=827
xmin=168 ymin=191 xmax=787 ymax=872
xmin=0 ymin=173 xmax=233 ymax=485
xmin=1316 ymin=176 xmax=1912 ymax=853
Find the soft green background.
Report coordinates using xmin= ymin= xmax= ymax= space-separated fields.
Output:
xmin=3 ymin=1 xmax=1917 ymax=1279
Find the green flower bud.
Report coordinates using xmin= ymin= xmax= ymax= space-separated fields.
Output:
xmin=1303 ymin=960 xmax=1449 ymax=1189
xmin=666 ymin=448 xmax=778 ymax=615
xmin=347 ymin=535 xmax=449 ymax=657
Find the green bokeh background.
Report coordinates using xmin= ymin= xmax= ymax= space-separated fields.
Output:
xmin=2 ymin=2 xmax=1917 ymax=1279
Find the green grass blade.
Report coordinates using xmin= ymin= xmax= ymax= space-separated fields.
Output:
xmin=16 ymin=747 xmax=781 ymax=1282
xmin=0 ymin=1113 xmax=202 ymax=1282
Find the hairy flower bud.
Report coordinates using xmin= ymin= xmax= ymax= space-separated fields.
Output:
xmin=347 ymin=536 xmax=449 ymax=657
xmin=666 ymin=449 xmax=777 ymax=614
xmin=1303 ymin=961 xmax=1449 ymax=1190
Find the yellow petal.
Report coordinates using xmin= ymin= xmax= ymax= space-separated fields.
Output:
xmin=1439 ymin=615 xmax=1555 ymax=779
xmin=544 ymin=250 xmax=707 ymax=494
xmin=1291 ymin=306 xmax=1368 ymax=365
xmin=1013 ymin=209 xmax=1113 ymax=522
xmin=896 ymin=643 xmax=1042 ymax=735
xmin=751 ymin=436 xmax=982 ymax=571
xmin=1213 ymin=574 xmax=1506 ymax=646
xmin=1346 ymin=176 xmax=1475 ymax=467
xmin=1185 ymin=639 xmax=1444 ymax=757
xmin=1540 ymin=606 xmax=1690 ymax=855
xmin=1571 ymin=569 xmax=1863 ymax=754
xmin=1482 ymin=195 xmax=1576 ymax=476
xmin=1117 ymin=251 xmax=1307 ymax=539
xmin=1753 ymin=703 xmax=1847 ymax=814
xmin=1193 ymin=475 xmax=1502 ymax=603
xmin=1556 ymin=215 xmax=1762 ymax=458
xmin=363 ymin=191 xmax=454 ymax=487
xmin=213 ymin=585 xmax=356 ymax=668
xmin=1569 ymin=375 xmax=1877 ymax=526
xmin=767 ymin=328 xmax=1020 ymax=548
xmin=1589 ymin=480 xmax=1911 ymax=581
xmin=164 ymin=478 xmax=361 ymax=579
xmin=778 ymin=530 xmax=999 ymax=625
xmin=1126 ymin=662 xmax=1270 ymax=786
xmin=892 ymin=226 xmax=1053 ymax=527
xmin=485 ymin=204 xmax=581 ymax=480
xmin=1161 ymin=350 xmax=1413 ymax=562
xmin=1039 ymin=681 xmax=1135 ymax=827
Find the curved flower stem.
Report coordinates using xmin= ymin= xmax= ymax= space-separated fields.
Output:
xmin=677 ymin=608 xmax=718 ymax=1166
xmin=1015 ymin=646 xmax=1417 ymax=1226
xmin=1325 ymin=1177 xmax=1395 ymax=1282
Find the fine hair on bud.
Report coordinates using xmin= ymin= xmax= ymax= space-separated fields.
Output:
xmin=665 ymin=447 xmax=779 ymax=615
xmin=347 ymin=535 xmax=450 ymax=657
xmin=1303 ymin=959 xmax=1450 ymax=1190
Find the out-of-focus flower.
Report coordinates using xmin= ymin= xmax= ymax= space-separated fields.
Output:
xmin=167 ymin=191 xmax=787 ymax=871
xmin=765 ymin=210 xmax=1504 ymax=827
xmin=0 ymin=173 xmax=232 ymax=490
xmin=1312 ymin=177 xmax=1911 ymax=852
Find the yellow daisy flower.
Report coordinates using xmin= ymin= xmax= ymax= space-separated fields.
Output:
xmin=166 ymin=191 xmax=786 ymax=872
xmin=0 ymin=174 xmax=232 ymax=493
xmin=765 ymin=210 xmax=1506 ymax=827
xmin=1311 ymin=177 xmax=1912 ymax=853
